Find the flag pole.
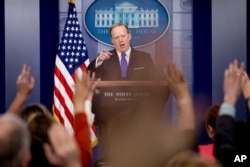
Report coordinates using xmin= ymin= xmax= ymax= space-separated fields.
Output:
xmin=68 ymin=0 xmax=75 ymax=4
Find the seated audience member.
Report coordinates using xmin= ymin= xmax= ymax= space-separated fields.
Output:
xmin=20 ymin=104 xmax=54 ymax=167
xmin=214 ymin=59 xmax=250 ymax=167
xmin=7 ymin=65 xmax=98 ymax=167
xmin=199 ymin=104 xmax=220 ymax=162
xmin=0 ymin=113 xmax=31 ymax=167
xmin=21 ymin=107 xmax=82 ymax=167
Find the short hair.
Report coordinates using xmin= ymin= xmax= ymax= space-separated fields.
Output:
xmin=205 ymin=104 xmax=220 ymax=130
xmin=109 ymin=22 xmax=129 ymax=37
xmin=0 ymin=114 xmax=30 ymax=167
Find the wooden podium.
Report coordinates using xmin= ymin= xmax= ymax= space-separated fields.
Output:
xmin=93 ymin=81 xmax=169 ymax=122
xmin=92 ymin=81 xmax=169 ymax=157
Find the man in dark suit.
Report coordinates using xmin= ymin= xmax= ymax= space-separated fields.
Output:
xmin=87 ymin=23 xmax=166 ymax=161
xmin=87 ymin=23 xmax=155 ymax=81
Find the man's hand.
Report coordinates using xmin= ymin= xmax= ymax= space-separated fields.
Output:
xmin=96 ymin=50 xmax=112 ymax=63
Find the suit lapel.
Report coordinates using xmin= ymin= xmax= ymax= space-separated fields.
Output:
xmin=127 ymin=49 xmax=137 ymax=77
xmin=111 ymin=50 xmax=123 ymax=78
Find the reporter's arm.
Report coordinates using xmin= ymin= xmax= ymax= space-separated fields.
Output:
xmin=165 ymin=62 xmax=195 ymax=131
xmin=6 ymin=64 xmax=35 ymax=114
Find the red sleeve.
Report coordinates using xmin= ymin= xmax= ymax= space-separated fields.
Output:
xmin=73 ymin=112 xmax=93 ymax=167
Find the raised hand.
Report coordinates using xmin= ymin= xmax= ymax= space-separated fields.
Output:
xmin=43 ymin=123 xmax=81 ymax=167
xmin=73 ymin=70 xmax=98 ymax=105
xmin=165 ymin=62 xmax=189 ymax=101
xmin=223 ymin=59 xmax=244 ymax=106
xmin=165 ymin=61 xmax=194 ymax=130
xmin=240 ymin=71 xmax=250 ymax=98
xmin=16 ymin=64 xmax=35 ymax=98
xmin=73 ymin=70 xmax=98 ymax=126
xmin=6 ymin=64 xmax=35 ymax=114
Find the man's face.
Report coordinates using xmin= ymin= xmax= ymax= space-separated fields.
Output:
xmin=111 ymin=25 xmax=131 ymax=53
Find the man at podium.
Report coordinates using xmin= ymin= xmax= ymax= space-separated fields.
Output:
xmin=87 ymin=23 xmax=168 ymax=163
xmin=87 ymin=22 xmax=155 ymax=81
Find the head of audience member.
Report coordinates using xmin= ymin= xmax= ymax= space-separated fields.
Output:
xmin=20 ymin=103 xmax=55 ymax=167
xmin=20 ymin=103 xmax=53 ymax=123
xmin=165 ymin=150 xmax=222 ymax=167
xmin=110 ymin=23 xmax=131 ymax=53
xmin=0 ymin=114 xmax=31 ymax=167
xmin=205 ymin=104 xmax=220 ymax=141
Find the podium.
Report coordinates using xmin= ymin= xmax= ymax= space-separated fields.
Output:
xmin=93 ymin=81 xmax=169 ymax=122
xmin=92 ymin=81 xmax=169 ymax=156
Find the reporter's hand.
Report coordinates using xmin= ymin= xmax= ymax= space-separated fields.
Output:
xmin=43 ymin=123 xmax=81 ymax=167
xmin=223 ymin=59 xmax=244 ymax=106
xmin=6 ymin=64 xmax=35 ymax=114
xmin=165 ymin=62 xmax=194 ymax=130
xmin=241 ymin=71 xmax=250 ymax=98
xmin=73 ymin=70 xmax=98 ymax=109
xmin=16 ymin=64 xmax=35 ymax=98
xmin=165 ymin=62 xmax=190 ymax=101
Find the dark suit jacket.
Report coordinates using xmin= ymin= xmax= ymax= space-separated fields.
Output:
xmin=87 ymin=48 xmax=155 ymax=81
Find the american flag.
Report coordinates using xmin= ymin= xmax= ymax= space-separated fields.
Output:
xmin=53 ymin=2 xmax=97 ymax=146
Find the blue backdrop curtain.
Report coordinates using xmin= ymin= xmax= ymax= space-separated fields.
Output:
xmin=193 ymin=0 xmax=212 ymax=144
xmin=40 ymin=0 xmax=58 ymax=110
xmin=0 ymin=1 xmax=5 ymax=114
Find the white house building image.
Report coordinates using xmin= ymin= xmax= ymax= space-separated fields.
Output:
xmin=95 ymin=2 xmax=159 ymax=28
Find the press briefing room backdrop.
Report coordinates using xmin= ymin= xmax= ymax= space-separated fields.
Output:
xmin=1 ymin=0 xmax=250 ymax=144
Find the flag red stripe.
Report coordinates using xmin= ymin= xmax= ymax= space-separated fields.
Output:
xmin=54 ymin=65 xmax=74 ymax=100
xmin=54 ymin=85 xmax=74 ymax=125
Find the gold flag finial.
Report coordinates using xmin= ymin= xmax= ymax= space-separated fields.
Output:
xmin=68 ymin=0 xmax=75 ymax=4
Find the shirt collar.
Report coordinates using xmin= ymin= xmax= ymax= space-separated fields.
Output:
xmin=117 ymin=47 xmax=131 ymax=58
